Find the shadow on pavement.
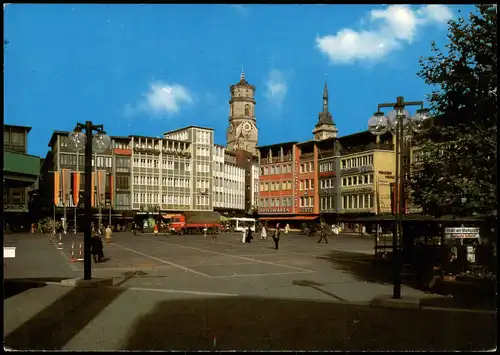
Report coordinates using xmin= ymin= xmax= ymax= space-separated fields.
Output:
xmin=3 ymin=279 xmax=52 ymax=300
xmin=318 ymin=250 xmax=393 ymax=284
xmin=123 ymin=296 xmax=497 ymax=351
xmin=4 ymin=285 xmax=125 ymax=350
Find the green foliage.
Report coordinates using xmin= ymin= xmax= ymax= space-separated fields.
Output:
xmin=411 ymin=4 xmax=497 ymax=218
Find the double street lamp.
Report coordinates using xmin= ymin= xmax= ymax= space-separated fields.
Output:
xmin=68 ymin=121 xmax=111 ymax=280
xmin=368 ymin=96 xmax=433 ymax=299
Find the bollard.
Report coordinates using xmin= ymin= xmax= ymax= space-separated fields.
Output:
xmin=69 ymin=241 xmax=77 ymax=262
xmin=77 ymin=242 xmax=84 ymax=262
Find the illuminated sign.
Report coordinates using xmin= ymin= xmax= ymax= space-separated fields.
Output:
xmin=259 ymin=207 xmax=292 ymax=214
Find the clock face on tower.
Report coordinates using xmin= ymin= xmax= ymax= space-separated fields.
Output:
xmin=242 ymin=121 xmax=252 ymax=136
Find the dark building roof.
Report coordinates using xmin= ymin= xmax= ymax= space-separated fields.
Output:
xmin=4 ymin=124 xmax=32 ymax=133
xmin=163 ymin=125 xmax=213 ymax=135
xmin=257 ymin=141 xmax=298 ymax=150
xmin=48 ymin=130 xmax=70 ymax=147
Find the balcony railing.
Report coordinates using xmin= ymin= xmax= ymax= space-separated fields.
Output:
xmin=300 ymin=153 xmax=314 ymax=159
xmin=263 ymin=155 xmax=293 ymax=163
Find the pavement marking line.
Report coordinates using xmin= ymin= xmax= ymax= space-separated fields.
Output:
xmin=157 ymin=240 xmax=315 ymax=273
xmin=211 ymin=271 xmax=313 ymax=279
xmin=113 ymin=243 xmax=212 ymax=278
xmin=127 ymin=286 xmax=238 ymax=297
xmin=54 ymin=245 xmax=79 ymax=272
xmin=89 ymin=265 xmax=177 ymax=272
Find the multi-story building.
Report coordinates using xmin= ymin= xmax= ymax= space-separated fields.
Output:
xmin=232 ymin=149 xmax=260 ymax=214
xmin=111 ymin=136 xmax=133 ymax=214
xmin=213 ymin=145 xmax=245 ymax=212
xmin=163 ymin=125 xmax=213 ymax=211
xmin=317 ymin=137 xmax=341 ymax=223
xmin=258 ymin=141 xmax=297 ymax=219
xmin=3 ymin=124 xmax=40 ymax=231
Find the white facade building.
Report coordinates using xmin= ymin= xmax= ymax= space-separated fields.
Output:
xmin=213 ymin=145 xmax=245 ymax=211
xmin=251 ymin=163 xmax=260 ymax=209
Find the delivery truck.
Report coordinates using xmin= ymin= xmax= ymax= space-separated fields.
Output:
xmin=167 ymin=211 xmax=222 ymax=235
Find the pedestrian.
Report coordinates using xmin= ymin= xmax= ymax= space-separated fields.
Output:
xmin=245 ymin=226 xmax=253 ymax=243
xmin=153 ymin=223 xmax=159 ymax=236
xmin=241 ymin=228 xmax=246 ymax=243
xmin=91 ymin=232 xmax=105 ymax=263
xmin=285 ymin=223 xmax=290 ymax=235
xmin=203 ymin=224 xmax=208 ymax=239
xmin=261 ymin=224 xmax=267 ymax=240
xmin=361 ymin=225 xmax=366 ymax=235
xmin=318 ymin=224 xmax=328 ymax=244
xmin=105 ymin=225 xmax=113 ymax=243
xmin=272 ymin=229 xmax=280 ymax=250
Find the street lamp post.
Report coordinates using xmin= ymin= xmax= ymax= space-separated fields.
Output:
xmin=368 ymin=96 xmax=432 ymax=299
xmin=68 ymin=122 xmax=111 ymax=280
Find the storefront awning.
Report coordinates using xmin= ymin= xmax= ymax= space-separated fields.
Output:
xmin=162 ymin=213 xmax=178 ymax=219
xmin=259 ymin=216 xmax=319 ymax=221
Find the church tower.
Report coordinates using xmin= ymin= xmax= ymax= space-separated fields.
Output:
xmin=226 ymin=70 xmax=258 ymax=156
xmin=312 ymin=80 xmax=338 ymax=141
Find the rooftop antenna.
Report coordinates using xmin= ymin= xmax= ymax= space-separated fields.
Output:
xmin=241 ymin=64 xmax=245 ymax=81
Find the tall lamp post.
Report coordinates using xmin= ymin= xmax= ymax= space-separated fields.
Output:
xmin=68 ymin=122 xmax=111 ymax=280
xmin=368 ymin=96 xmax=432 ymax=299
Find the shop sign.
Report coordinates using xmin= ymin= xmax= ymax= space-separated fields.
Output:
xmin=341 ymin=187 xmax=373 ymax=194
xmin=300 ymin=207 xmax=313 ymax=213
xmin=378 ymin=170 xmax=395 ymax=179
xmin=259 ymin=207 xmax=292 ymax=213
xmin=444 ymin=227 xmax=480 ymax=239
xmin=319 ymin=171 xmax=336 ymax=177
xmin=341 ymin=165 xmax=373 ymax=175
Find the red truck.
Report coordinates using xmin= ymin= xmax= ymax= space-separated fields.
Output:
xmin=167 ymin=211 xmax=222 ymax=235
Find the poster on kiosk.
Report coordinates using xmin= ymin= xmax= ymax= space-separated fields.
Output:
xmin=444 ymin=227 xmax=480 ymax=263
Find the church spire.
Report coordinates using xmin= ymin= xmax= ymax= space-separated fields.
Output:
xmin=240 ymin=65 xmax=245 ymax=82
xmin=322 ymin=78 xmax=328 ymax=113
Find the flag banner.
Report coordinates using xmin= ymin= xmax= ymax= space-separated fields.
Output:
xmin=91 ymin=172 xmax=96 ymax=207
xmin=97 ymin=170 xmax=107 ymax=206
xmin=73 ymin=172 xmax=80 ymax=206
xmin=109 ymin=174 xmax=114 ymax=208
xmin=54 ymin=171 xmax=60 ymax=206
xmin=62 ymin=169 xmax=71 ymax=206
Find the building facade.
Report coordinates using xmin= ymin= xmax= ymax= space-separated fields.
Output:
xmin=213 ymin=145 xmax=245 ymax=212
xmin=3 ymin=124 xmax=40 ymax=231
xmin=163 ymin=125 xmax=213 ymax=211
xmin=317 ymin=137 xmax=341 ymax=222
xmin=232 ymin=149 xmax=260 ymax=214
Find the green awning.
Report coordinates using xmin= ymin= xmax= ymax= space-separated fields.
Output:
xmin=4 ymin=151 xmax=40 ymax=178
xmin=220 ymin=215 xmax=230 ymax=222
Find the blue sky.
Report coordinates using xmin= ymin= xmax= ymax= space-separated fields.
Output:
xmin=4 ymin=4 xmax=473 ymax=158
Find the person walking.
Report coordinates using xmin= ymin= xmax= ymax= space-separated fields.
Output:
xmin=284 ymin=223 xmax=290 ymax=235
xmin=153 ymin=223 xmax=159 ymax=236
xmin=241 ymin=228 xmax=247 ymax=243
xmin=317 ymin=223 xmax=328 ymax=244
xmin=91 ymin=231 xmax=105 ymax=263
xmin=272 ymin=227 xmax=280 ymax=250
xmin=105 ymin=225 xmax=113 ymax=243
xmin=203 ymin=224 xmax=208 ymax=239
xmin=245 ymin=226 xmax=253 ymax=243
xmin=261 ymin=224 xmax=267 ymax=240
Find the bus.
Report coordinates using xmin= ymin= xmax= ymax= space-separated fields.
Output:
xmin=230 ymin=217 xmax=256 ymax=232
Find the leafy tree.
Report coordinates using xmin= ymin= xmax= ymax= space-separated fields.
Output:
xmin=411 ymin=4 xmax=497 ymax=218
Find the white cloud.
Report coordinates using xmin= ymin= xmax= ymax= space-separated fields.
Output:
xmin=125 ymin=81 xmax=193 ymax=118
xmin=265 ymin=69 xmax=288 ymax=105
xmin=230 ymin=5 xmax=249 ymax=15
xmin=316 ymin=5 xmax=453 ymax=64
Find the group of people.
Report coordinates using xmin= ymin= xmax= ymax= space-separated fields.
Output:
xmin=242 ymin=223 xmax=283 ymax=250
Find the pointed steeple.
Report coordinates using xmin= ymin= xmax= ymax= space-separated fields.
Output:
xmin=322 ymin=78 xmax=329 ymax=113
xmin=240 ymin=65 xmax=245 ymax=82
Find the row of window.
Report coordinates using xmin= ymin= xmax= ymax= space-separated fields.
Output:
xmin=214 ymin=177 xmax=244 ymax=190
xmin=164 ymin=131 xmax=188 ymax=141
xmin=341 ymin=155 xmax=373 ymax=169
xmin=196 ymin=163 xmax=210 ymax=173
xmin=260 ymin=164 xmax=293 ymax=176
xmin=300 ymin=161 xmax=314 ymax=173
xmin=195 ymin=130 xmax=211 ymax=145
xmin=320 ymin=178 xmax=335 ymax=189
xmin=132 ymin=176 xmax=191 ymax=187
xmin=132 ymin=158 xmax=191 ymax=171
xmin=4 ymin=131 xmax=26 ymax=147
xmin=132 ymin=140 xmax=188 ymax=151
xmin=341 ymin=174 xmax=374 ymax=187
xmin=133 ymin=193 xmax=190 ymax=205
xmin=319 ymin=161 xmax=335 ymax=172
xmin=260 ymin=181 xmax=293 ymax=192
xmin=259 ymin=197 xmax=294 ymax=208
xmin=115 ymin=193 xmax=130 ymax=207
xmin=342 ymin=194 xmax=374 ymax=209
xmin=196 ymin=146 xmax=210 ymax=157
xmin=214 ymin=192 xmax=244 ymax=205
xmin=320 ymin=196 xmax=337 ymax=210
xmin=299 ymin=179 xmax=314 ymax=190
xmin=300 ymin=196 xmax=315 ymax=207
